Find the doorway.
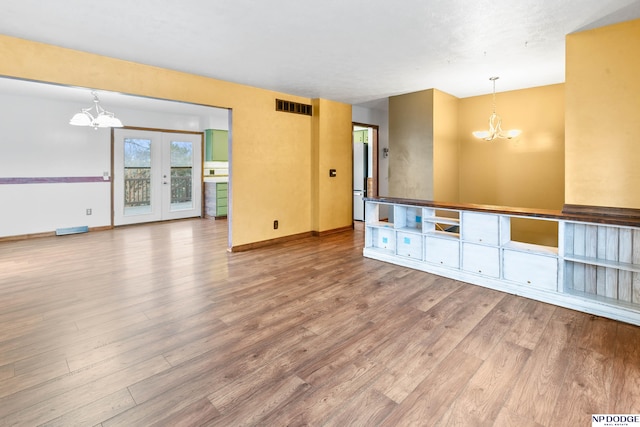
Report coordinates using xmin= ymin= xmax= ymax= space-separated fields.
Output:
xmin=352 ymin=123 xmax=378 ymax=221
xmin=113 ymin=128 xmax=202 ymax=226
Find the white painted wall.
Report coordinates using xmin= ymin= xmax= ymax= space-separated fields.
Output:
xmin=1 ymin=183 xmax=111 ymax=236
xmin=0 ymin=87 xmax=228 ymax=237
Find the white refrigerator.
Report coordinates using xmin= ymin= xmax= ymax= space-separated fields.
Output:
xmin=353 ymin=141 xmax=368 ymax=221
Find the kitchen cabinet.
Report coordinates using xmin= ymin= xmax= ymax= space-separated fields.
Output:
xmin=353 ymin=129 xmax=368 ymax=143
xmin=216 ymin=182 xmax=228 ymax=217
xmin=205 ymin=129 xmax=228 ymax=162
xmin=204 ymin=181 xmax=228 ymax=218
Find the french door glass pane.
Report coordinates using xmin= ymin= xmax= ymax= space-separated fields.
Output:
xmin=124 ymin=138 xmax=152 ymax=215
xmin=170 ymin=140 xmax=193 ymax=210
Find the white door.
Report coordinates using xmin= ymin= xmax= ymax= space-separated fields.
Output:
xmin=113 ymin=129 xmax=202 ymax=225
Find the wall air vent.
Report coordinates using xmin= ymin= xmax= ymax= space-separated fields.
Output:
xmin=275 ymin=99 xmax=312 ymax=116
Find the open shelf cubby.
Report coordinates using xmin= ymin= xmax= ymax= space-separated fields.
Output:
xmin=423 ymin=208 xmax=460 ymax=238
xmin=563 ymin=222 xmax=640 ymax=306
xmin=393 ymin=205 xmax=423 ymax=234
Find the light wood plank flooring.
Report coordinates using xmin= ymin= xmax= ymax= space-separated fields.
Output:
xmin=1 ymin=219 xmax=639 ymax=426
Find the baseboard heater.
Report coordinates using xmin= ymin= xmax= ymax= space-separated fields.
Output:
xmin=55 ymin=226 xmax=89 ymax=236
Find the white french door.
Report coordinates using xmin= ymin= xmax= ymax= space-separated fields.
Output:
xmin=113 ymin=129 xmax=202 ymax=226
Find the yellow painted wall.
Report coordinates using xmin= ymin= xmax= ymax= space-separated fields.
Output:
xmin=311 ymin=99 xmax=353 ymax=232
xmin=459 ymin=84 xmax=565 ymax=209
xmin=388 ymin=89 xmax=434 ymax=199
xmin=433 ymin=89 xmax=460 ymax=202
xmin=0 ymin=35 xmax=352 ymax=247
xmin=235 ymin=100 xmax=313 ymax=244
xmin=565 ymin=19 xmax=640 ymax=209
xmin=387 ymin=88 xmax=459 ymax=206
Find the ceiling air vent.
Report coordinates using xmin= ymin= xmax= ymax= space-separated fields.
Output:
xmin=276 ymin=99 xmax=312 ymax=116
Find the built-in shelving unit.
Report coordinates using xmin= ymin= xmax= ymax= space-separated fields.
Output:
xmin=363 ymin=198 xmax=640 ymax=326
xmin=562 ymin=222 xmax=640 ymax=305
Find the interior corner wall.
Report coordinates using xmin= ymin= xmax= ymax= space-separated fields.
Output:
xmin=433 ymin=90 xmax=460 ymax=203
xmin=565 ymin=18 xmax=640 ymax=209
xmin=388 ymin=89 xmax=434 ymax=200
xmin=311 ymin=99 xmax=353 ymax=232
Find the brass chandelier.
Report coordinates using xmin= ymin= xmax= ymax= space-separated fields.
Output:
xmin=472 ymin=77 xmax=521 ymax=141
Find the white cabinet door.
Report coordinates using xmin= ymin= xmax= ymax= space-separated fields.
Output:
xmin=372 ymin=227 xmax=395 ymax=250
xmin=425 ymin=236 xmax=460 ymax=268
xmin=462 ymin=212 xmax=499 ymax=245
xmin=503 ymin=250 xmax=558 ymax=290
xmin=462 ymin=243 xmax=500 ymax=277
xmin=396 ymin=232 xmax=423 ymax=259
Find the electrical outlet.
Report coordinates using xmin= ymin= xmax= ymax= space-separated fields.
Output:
xmin=86 ymin=208 xmax=92 ymax=215
xmin=273 ymin=220 xmax=278 ymax=229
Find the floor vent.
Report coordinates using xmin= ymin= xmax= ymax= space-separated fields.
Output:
xmin=56 ymin=226 xmax=89 ymax=236
xmin=275 ymin=99 xmax=312 ymax=116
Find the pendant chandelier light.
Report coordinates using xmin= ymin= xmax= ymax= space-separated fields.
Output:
xmin=69 ymin=91 xmax=123 ymax=129
xmin=472 ymin=77 xmax=521 ymax=141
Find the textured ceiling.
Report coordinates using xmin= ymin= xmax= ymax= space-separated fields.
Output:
xmin=2 ymin=0 xmax=640 ymax=106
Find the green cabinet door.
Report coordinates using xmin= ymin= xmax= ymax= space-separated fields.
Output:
xmin=205 ymin=129 xmax=229 ymax=162
xmin=216 ymin=182 xmax=228 ymax=216
xmin=353 ymin=129 xmax=369 ymax=143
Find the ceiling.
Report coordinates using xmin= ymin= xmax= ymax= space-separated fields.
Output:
xmin=2 ymin=0 xmax=640 ymax=107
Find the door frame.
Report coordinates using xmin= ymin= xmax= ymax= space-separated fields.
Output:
xmin=110 ymin=126 xmax=204 ymax=226
xmin=352 ymin=122 xmax=380 ymax=199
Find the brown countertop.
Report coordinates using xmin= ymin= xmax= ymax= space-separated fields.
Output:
xmin=365 ymin=197 xmax=640 ymax=228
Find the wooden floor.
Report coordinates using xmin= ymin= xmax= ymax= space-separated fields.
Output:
xmin=1 ymin=219 xmax=639 ymax=426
